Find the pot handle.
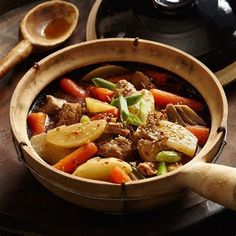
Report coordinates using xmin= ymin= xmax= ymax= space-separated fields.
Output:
xmin=215 ymin=61 xmax=236 ymax=86
xmin=177 ymin=162 xmax=236 ymax=210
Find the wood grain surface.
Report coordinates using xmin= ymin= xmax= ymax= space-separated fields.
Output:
xmin=0 ymin=1 xmax=236 ymax=235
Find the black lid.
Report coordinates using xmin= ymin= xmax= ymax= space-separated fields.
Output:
xmin=95 ymin=0 xmax=236 ymax=71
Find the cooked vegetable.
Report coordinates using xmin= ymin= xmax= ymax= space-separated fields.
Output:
xmin=156 ymin=151 xmax=182 ymax=163
xmin=143 ymin=71 xmax=169 ymax=86
xmin=73 ymin=157 xmax=132 ymax=181
xmin=110 ymin=94 xmax=143 ymax=107
xmin=118 ymin=95 xmax=130 ymax=122
xmin=158 ymin=120 xmax=198 ymax=157
xmin=118 ymin=95 xmax=142 ymax=126
xmin=109 ymin=166 xmax=131 ymax=184
xmin=85 ymin=97 xmax=117 ymax=113
xmin=59 ymin=78 xmax=86 ymax=98
xmin=157 ymin=162 xmax=167 ymax=175
xmin=130 ymin=164 xmax=146 ymax=179
xmin=92 ymin=77 xmax=116 ymax=90
xmin=186 ymin=125 xmax=210 ymax=146
xmin=89 ymin=86 xmax=115 ymax=102
xmin=46 ymin=120 xmax=107 ymax=148
xmin=80 ymin=115 xmax=90 ymax=123
xmin=30 ymin=133 xmax=74 ymax=165
xmin=27 ymin=112 xmax=47 ymax=135
xmin=53 ymin=142 xmax=98 ymax=174
xmin=150 ymin=88 xmax=204 ymax=112
xmin=129 ymin=90 xmax=155 ymax=123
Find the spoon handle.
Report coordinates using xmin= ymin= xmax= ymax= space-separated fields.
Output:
xmin=215 ymin=61 xmax=236 ymax=86
xmin=0 ymin=39 xmax=33 ymax=78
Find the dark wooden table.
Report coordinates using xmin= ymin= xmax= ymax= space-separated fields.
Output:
xmin=0 ymin=1 xmax=236 ymax=235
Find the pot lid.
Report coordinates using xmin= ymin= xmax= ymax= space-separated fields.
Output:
xmin=87 ymin=0 xmax=236 ymax=72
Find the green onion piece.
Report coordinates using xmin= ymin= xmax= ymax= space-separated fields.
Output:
xmin=118 ymin=95 xmax=129 ymax=122
xmin=126 ymin=112 xmax=142 ymax=126
xmin=156 ymin=151 xmax=182 ymax=163
xmin=80 ymin=115 xmax=90 ymax=123
xmin=92 ymin=77 xmax=116 ymax=90
xmin=130 ymin=164 xmax=145 ymax=179
xmin=110 ymin=94 xmax=143 ymax=107
xmin=157 ymin=161 xmax=167 ymax=175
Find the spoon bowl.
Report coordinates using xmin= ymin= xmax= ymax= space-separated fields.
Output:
xmin=0 ymin=0 xmax=79 ymax=78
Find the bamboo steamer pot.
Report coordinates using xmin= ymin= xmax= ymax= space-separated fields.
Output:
xmin=10 ymin=38 xmax=231 ymax=213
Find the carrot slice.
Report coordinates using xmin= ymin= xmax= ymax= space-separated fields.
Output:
xmin=89 ymin=86 xmax=115 ymax=102
xmin=150 ymin=88 xmax=204 ymax=112
xmin=186 ymin=125 xmax=210 ymax=146
xmin=53 ymin=142 xmax=98 ymax=174
xmin=59 ymin=78 xmax=86 ymax=98
xmin=109 ymin=166 xmax=131 ymax=184
xmin=27 ymin=112 xmax=47 ymax=135
xmin=143 ymin=71 xmax=169 ymax=85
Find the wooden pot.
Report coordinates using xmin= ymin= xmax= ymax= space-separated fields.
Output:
xmin=10 ymin=38 xmax=230 ymax=213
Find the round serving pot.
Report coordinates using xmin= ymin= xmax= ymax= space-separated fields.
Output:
xmin=10 ymin=38 xmax=232 ymax=213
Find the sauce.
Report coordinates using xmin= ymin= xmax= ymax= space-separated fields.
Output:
xmin=43 ymin=18 xmax=70 ymax=39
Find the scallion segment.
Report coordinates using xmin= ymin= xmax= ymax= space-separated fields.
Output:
xmin=118 ymin=95 xmax=142 ymax=126
xmin=157 ymin=161 xmax=167 ymax=175
xmin=92 ymin=77 xmax=116 ymax=90
xmin=156 ymin=151 xmax=182 ymax=163
xmin=118 ymin=95 xmax=129 ymax=123
xmin=111 ymin=94 xmax=143 ymax=107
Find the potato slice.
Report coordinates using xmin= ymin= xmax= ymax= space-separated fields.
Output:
xmin=30 ymin=133 xmax=74 ymax=165
xmin=46 ymin=120 xmax=107 ymax=148
xmin=159 ymin=120 xmax=198 ymax=157
xmin=73 ymin=157 xmax=132 ymax=181
xmin=86 ymin=97 xmax=116 ymax=113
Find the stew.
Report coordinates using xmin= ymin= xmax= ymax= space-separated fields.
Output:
xmin=27 ymin=62 xmax=210 ymax=183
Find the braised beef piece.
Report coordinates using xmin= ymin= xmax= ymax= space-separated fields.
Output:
xmin=42 ymin=95 xmax=65 ymax=115
xmin=114 ymin=79 xmax=137 ymax=97
xmin=97 ymin=135 xmax=132 ymax=160
xmin=57 ymin=102 xmax=82 ymax=126
xmin=137 ymin=162 xmax=157 ymax=177
xmin=104 ymin=122 xmax=131 ymax=137
xmin=134 ymin=112 xmax=166 ymax=141
xmin=130 ymin=71 xmax=156 ymax=90
xmin=137 ymin=139 xmax=168 ymax=162
xmin=134 ymin=112 xmax=169 ymax=162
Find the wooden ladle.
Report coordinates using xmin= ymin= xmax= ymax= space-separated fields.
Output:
xmin=0 ymin=0 xmax=79 ymax=78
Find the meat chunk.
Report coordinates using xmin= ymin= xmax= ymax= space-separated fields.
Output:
xmin=137 ymin=139 xmax=168 ymax=162
xmin=134 ymin=112 xmax=169 ymax=161
xmin=42 ymin=95 xmax=65 ymax=115
xmin=57 ymin=102 xmax=82 ymax=126
xmin=114 ymin=79 xmax=137 ymax=97
xmin=134 ymin=112 xmax=165 ymax=141
xmin=130 ymin=71 xmax=156 ymax=90
xmin=137 ymin=162 xmax=157 ymax=177
xmin=97 ymin=136 xmax=132 ymax=160
xmin=104 ymin=122 xmax=131 ymax=137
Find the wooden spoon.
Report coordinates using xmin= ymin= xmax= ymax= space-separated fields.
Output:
xmin=0 ymin=0 xmax=79 ymax=78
